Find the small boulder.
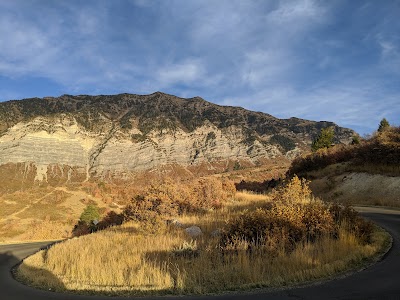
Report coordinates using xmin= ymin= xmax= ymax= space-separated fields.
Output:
xmin=211 ymin=228 xmax=222 ymax=237
xmin=185 ymin=226 xmax=202 ymax=238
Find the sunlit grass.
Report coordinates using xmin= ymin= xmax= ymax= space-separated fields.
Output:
xmin=16 ymin=191 xmax=390 ymax=296
xmin=235 ymin=191 xmax=270 ymax=202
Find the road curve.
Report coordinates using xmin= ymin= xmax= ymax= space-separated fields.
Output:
xmin=1 ymin=207 xmax=399 ymax=300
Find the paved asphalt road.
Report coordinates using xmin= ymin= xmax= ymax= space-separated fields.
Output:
xmin=1 ymin=207 xmax=399 ymax=300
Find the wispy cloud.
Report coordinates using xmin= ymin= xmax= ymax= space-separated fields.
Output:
xmin=267 ymin=0 xmax=325 ymax=25
xmin=0 ymin=0 xmax=398 ymax=134
xmin=0 ymin=15 xmax=57 ymax=76
xmin=156 ymin=59 xmax=205 ymax=86
xmin=241 ymin=49 xmax=294 ymax=88
xmin=378 ymin=39 xmax=400 ymax=74
xmin=220 ymin=68 xmax=400 ymax=133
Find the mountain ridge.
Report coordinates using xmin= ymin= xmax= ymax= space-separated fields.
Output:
xmin=0 ymin=91 xmax=349 ymax=136
xmin=0 ymin=92 xmax=355 ymax=188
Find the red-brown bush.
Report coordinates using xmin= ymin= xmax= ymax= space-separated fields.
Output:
xmin=221 ymin=177 xmax=372 ymax=254
xmin=288 ymin=126 xmax=400 ymax=176
xmin=123 ymin=177 xmax=236 ymax=224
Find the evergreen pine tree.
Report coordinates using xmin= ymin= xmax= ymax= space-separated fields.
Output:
xmin=312 ymin=127 xmax=335 ymax=151
xmin=378 ymin=118 xmax=390 ymax=132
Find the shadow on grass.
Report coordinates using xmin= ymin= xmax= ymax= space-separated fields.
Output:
xmin=1 ymin=248 xmax=184 ymax=297
xmin=0 ymin=251 xmax=66 ymax=294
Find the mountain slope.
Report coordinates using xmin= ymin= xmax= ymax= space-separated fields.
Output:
xmin=286 ymin=126 xmax=400 ymax=207
xmin=0 ymin=92 xmax=355 ymax=187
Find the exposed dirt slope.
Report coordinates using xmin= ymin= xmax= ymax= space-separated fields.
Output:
xmin=310 ymin=171 xmax=400 ymax=207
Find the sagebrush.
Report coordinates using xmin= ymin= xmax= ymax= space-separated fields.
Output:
xmin=16 ymin=176 xmax=385 ymax=296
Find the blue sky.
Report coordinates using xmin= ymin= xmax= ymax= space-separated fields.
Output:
xmin=0 ymin=0 xmax=399 ymax=134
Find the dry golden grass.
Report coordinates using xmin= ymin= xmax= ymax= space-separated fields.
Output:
xmin=0 ymin=218 xmax=74 ymax=243
xmin=0 ymin=220 xmax=26 ymax=241
xmin=0 ymin=192 xmax=39 ymax=218
xmin=0 ymin=184 xmax=114 ymax=242
xmin=235 ymin=191 xmax=270 ymax=202
xmin=16 ymin=189 xmax=390 ymax=296
xmin=18 ymin=219 xmax=73 ymax=241
xmin=167 ymin=191 xmax=270 ymax=237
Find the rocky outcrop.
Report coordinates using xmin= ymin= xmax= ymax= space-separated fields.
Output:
xmin=0 ymin=92 xmax=356 ymax=184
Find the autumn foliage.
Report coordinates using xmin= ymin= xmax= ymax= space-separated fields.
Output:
xmin=288 ymin=126 xmax=400 ymax=176
xmin=123 ymin=177 xmax=236 ymax=224
xmin=221 ymin=176 xmax=373 ymax=254
xmin=72 ymin=177 xmax=236 ymax=236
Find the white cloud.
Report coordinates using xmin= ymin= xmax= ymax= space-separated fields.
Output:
xmin=241 ymin=49 xmax=294 ymax=88
xmin=218 ymin=70 xmax=399 ymax=135
xmin=0 ymin=0 xmax=326 ymax=92
xmin=0 ymin=3 xmax=110 ymax=82
xmin=0 ymin=15 xmax=58 ymax=76
xmin=0 ymin=1 xmax=398 ymax=135
xmin=156 ymin=59 xmax=205 ymax=86
xmin=378 ymin=39 xmax=400 ymax=74
xmin=267 ymin=0 xmax=323 ymax=24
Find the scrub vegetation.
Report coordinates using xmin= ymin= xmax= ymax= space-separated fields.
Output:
xmin=286 ymin=124 xmax=400 ymax=208
xmin=16 ymin=176 xmax=389 ymax=296
xmin=289 ymin=125 xmax=400 ymax=177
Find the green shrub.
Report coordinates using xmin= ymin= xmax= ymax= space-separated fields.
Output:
xmin=312 ymin=127 xmax=335 ymax=152
xmin=351 ymin=135 xmax=360 ymax=145
xmin=79 ymin=204 xmax=100 ymax=225
xmin=72 ymin=204 xmax=101 ymax=236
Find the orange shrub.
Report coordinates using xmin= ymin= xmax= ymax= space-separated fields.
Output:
xmin=272 ymin=175 xmax=312 ymax=204
xmin=221 ymin=177 xmax=371 ymax=254
xmin=220 ymin=201 xmax=335 ymax=254
xmin=302 ymin=201 xmax=335 ymax=241
xmin=123 ymin=177 xmax=236 ymax=223
xmin=69 ymin=177 xmax=238 ymax=237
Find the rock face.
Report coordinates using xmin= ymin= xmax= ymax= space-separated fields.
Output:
xmin=0 ymin=92 xmax=355 ymax=186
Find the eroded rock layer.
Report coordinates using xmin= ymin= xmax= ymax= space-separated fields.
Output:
xmin=0 ymin=92 xmax=355 ymax=186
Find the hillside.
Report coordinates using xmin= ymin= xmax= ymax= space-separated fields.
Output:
xmin=0 ymin=92 xmax=356 ymax=242
xmin=0 ymin=92 xmax=354 ymax=187
xmin=287 ymin=126 xmax=400 ymax=207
